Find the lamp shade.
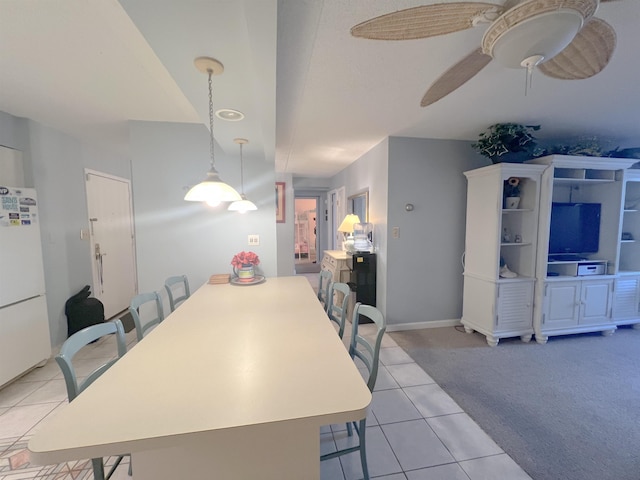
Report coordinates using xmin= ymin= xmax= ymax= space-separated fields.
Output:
xmin=338 ymin=214 xmax=361 ymax=233
xmin=184 ymin=168 xmax=242 ymax=204
xmin=228 ymin=195 xmax=258 ymax=213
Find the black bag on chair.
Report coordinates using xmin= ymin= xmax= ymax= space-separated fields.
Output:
xmin=65 ymin=285 xmax=105 ymax=337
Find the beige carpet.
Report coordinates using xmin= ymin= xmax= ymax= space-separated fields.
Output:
xmin=390 ymin=326 xmax=640 ymax=480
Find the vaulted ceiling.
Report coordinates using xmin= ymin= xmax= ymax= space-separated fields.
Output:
xmin=1 ymin=0 xmax=638 ymax=178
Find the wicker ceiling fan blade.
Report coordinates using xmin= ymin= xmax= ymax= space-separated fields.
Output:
xmin=351 ymin=3 xmax=502 ymax=41
xmin=421 ymin=48 xmax=492 ymax=107
xmin=538 ymin=17 xmax=616 ymax=80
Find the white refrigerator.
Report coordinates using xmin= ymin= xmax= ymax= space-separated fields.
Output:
xmin=0 ymin=186 xmax=51 ymax=387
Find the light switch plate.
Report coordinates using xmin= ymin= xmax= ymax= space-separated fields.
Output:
xmin=248 ymin=234 xmax=260 ymax=246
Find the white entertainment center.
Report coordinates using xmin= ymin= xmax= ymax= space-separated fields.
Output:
xmin=462 ymin=155 xmax=640 ymax=346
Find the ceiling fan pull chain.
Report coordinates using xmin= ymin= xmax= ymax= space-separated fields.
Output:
xmin=521 ymin=54 xmax=544 ymax=97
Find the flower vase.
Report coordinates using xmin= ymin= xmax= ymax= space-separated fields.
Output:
xmin=505 ymin=197 xmax=521 ymax=209
xmin=234 ymin=264 xmax=255 ymax=281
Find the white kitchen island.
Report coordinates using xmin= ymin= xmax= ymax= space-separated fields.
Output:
xmin=28 ymin=276 xmax=371 ymax=479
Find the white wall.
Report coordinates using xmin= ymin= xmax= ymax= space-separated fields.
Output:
xmin=385 ymin=137 xmax=488 ymax=326
xmin=276 ymin=172 xmax=295 ymax=276
xmin=331 ymin=138 xmax=389 ymax=316
xmin=129 ymin=121 xmax=278 ymax=292
xmin=0 ymin=111 xmax=131 ymax=347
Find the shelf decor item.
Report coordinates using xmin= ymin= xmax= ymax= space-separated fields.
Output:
xmin=231 ymin=251 xmax=260 ymax=281
xmin=504 ymin=177 xmax=521 ymax=209
xmin=472 ymin=123 xmax=544 ymax=164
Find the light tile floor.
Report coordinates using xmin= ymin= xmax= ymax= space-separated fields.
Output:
xmin=0 ymin=275 xmax=532 ymax=480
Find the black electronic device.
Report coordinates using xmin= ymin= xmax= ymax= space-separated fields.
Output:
xmin=548 ymin=203 xmax=601 ymax=256
xmin=347 ymin=252 xmax=376 ymax=323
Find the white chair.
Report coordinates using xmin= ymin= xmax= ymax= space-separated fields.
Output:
xmin=327 ymin=282 xmax=350 ymax=338
xmin=320 ymin=303 xmax=386 ymax=480
xmin=317 ymin=270 xmax=333 ymax=312
xmin=129 ymin=291 xmax=164 ymax=341
xmin=164 ymin=275 xmax=191 ymax=312
xmin=56 ymin=320 xmax=129 ymax=480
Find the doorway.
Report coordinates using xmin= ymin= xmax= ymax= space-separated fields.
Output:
xmin=85 ymin=170 xmax=137 ymax=319
xmin=294 ymin=197 xmax=320 ymax=274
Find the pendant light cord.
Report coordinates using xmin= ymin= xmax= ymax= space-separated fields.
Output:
xmin=239 ymin=142 xmax=245 ymax=195
xmin=208 ymin=70 xmax=215 ymax=170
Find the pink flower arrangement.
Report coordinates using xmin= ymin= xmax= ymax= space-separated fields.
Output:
xmin=231 ymin=251 xmax=260 ymax=268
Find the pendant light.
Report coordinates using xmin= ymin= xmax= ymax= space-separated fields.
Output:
xmin=184 ymin=57 xmax=241 ymax=207
xmin=228 ymin=138 xmax=258 ymax=213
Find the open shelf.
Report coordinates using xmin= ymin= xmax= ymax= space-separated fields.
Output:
xmin=502 ymin=209 xmax=533 ymax=214
xmin=554 ymin=168 xmax=616 ymax=183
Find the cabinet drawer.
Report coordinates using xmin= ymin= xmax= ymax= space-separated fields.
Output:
xmin=325 ymin=255 xmax=337 ymax=268
xmin=321 ymin=257 xmax=333 ymax=271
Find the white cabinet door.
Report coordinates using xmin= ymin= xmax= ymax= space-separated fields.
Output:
xmin=580 ymin=279 xmax=613 ymax=325
xmin=497 ymin=282 xmax=533 ymax=331
xmin=613 ymin=276 xmax=640 ymax=320
xmin=544 ymin=282 xmax=580 ymax=330
xmin=0 ymin=295 xmax=51 ymax=386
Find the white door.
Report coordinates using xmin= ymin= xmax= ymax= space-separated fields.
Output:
xmin=85 ymin=170 xmax=137 ymax=319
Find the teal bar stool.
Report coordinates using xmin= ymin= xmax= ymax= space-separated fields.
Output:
xmin=129 ymin=291 xmax=165 ymax=341
xmin=317 ymin=270 xmax=333 ymax=312
xmin=327 ymin=282 xmax=351 ymax=339
xmin=55 ymin=319 xmax=129 ymax=480
xmin=164 ymin=275 xmax=191 ymax=312
xmin=320 ymin=302 xmax=386 ymax=480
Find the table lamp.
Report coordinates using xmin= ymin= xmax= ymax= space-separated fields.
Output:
xmin=338 ymin=214 xmax=361 ymax=252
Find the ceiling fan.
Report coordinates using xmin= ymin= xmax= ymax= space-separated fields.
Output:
xmin=351 ymin=0 xmax=618 ymax=106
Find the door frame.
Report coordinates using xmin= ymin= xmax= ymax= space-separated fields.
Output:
xmin=293 ymin=194 xmax=320 ymax=263
xmin=327 ymin=186 xmax=345 ymax=251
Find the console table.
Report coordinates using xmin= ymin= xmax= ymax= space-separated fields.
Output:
xmin=320 ymin=249 xmax=350 ymax=283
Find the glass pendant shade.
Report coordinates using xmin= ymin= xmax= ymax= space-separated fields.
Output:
xmin=184 ymin=168 xmax=241 ymax=204
xmin=228 ymin=137 xmax=257 ymax=213
xmin=184 ymin=56 xmax=241 ymax=207
xmin=228 ymin=194 xmax=258 ymax=213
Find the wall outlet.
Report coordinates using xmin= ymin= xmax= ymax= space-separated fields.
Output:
xmin=248 ymin=234 xmax=260 ymax=246
xmin=392 ymin=227 xmax=400 ymax=239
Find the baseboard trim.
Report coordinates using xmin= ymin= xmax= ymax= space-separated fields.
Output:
xmin=386 ymin=319 xmax=461 ymax=332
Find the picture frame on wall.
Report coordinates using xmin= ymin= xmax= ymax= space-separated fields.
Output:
xmin=275 ymin=182 xmax=285 ymax=223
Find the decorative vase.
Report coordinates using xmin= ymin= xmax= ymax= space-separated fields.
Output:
xmin=505 ymin=197 xmax=521 ymax=209
xmin=234 ymin=264 xmax=255 ymax=281
xmin=490 ymin=151 xmax=531 ymax=164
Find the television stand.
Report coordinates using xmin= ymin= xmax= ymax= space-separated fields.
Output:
xmin=547 ymin=258 xmax=608 ymax=277
xmin=548 ymin=254 xmax=588 ymax=262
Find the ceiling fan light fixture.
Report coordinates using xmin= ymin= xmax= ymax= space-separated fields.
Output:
xmin=482 ymin=0 xmax=597 ymax=69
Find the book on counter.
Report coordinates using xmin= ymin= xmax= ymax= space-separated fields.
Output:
xmin=208 ymin=274 xmax=230 ymax=285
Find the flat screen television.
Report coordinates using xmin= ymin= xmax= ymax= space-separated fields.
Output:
xmin=549 ymin=202 xmax=601 ymax=257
